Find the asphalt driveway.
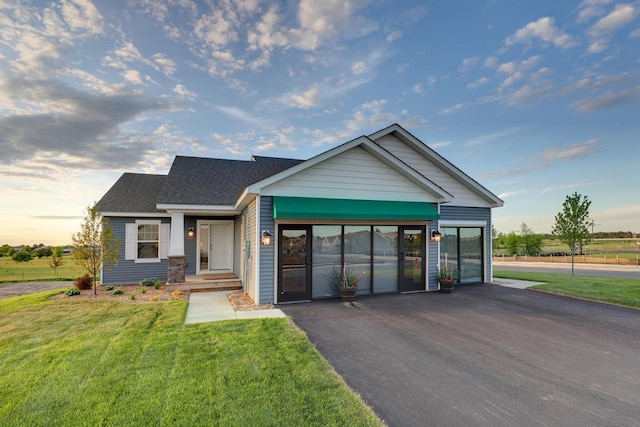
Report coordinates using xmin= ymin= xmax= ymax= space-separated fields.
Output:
xmin=281 ymin=285 xmax=640 ymax=427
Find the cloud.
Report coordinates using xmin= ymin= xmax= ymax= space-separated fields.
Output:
xmin=497 ymin=190 xmax=529 ymax=199
xmin=412 ymin=84 xmax=423 ymax=95
xmin=586 ymin=4 xmax=636 ymax=54
xmin=541 ymin=139 xmax=602 ymax=161
xmin=467 ymin=77 xmax=489 ymax=89
xmin=459 ymin=56 xmax=480 ymax=72
xmin=440 ymin=103 xmax=465 ymax=115
xmin=289 ymin=87 xmax=320 ymax=109
xmin=0 ymin=76 xmax=165 ymax=169
xmin=505 ymin=17 xmax=579 ymax=49
xmin=485 ymin=139 xmax=603 ymax=180
xmin=466 ymin=128 xmax=522 ymax=147
xmin=570 ymin=85 xmax=640 ymax=112
xmin=212 ymin=105 xmax=268 ymax=127
xmin=351 ymin=61 xmax=367 ymax=75
xmin=173 ymin=84 xmax=197 ymax=100
xmin=428 ymin=141 xmax=452 ymax=150
xmin=122 ymin=69 xmax=143 ymax=85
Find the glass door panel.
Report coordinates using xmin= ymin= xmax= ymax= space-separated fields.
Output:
xmin=199 ymin=224 xmax=209 ymax=271
xmin=312 ymin=225 xmax=342 ymax=298
xmin=373 ymin=226 xmax=398 ymax=293
xmin=440 ymin=227 xmax=459 ymax=278
xmin=460 ymin=228 xmax=483 ymax=283
xmin=344 ymin=225 xmax=371 ymax=295
xmin=279 ymin=226 xmax=311 ymax=302
xmin=399 ymin=226 xmax=425 ymax=292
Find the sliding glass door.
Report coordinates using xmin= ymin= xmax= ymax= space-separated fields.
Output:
xmin=440 ymin=227 xmax=484 ymax=284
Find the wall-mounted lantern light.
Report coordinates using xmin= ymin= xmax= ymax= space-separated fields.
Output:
xmin=187 ymin=227 xmax=195 ymax=238
xmin=431 ymin=230 xmax=442 ymax=242
xmin=261 ymin=230 xmax=272 ymax=246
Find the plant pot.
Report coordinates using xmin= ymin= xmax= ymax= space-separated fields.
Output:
xmin=339 ymin=287 xmax=357 ymax=302
xmin=439 ymin=280 xmax=455 ymax=293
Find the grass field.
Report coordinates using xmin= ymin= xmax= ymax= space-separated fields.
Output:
xmin=494 ymin=270 xmax=640 ymax=309
xmin=0 ymin=292 xmax=382 ymax=426
xmin=0 ymin=255 xmax=83 ymax=282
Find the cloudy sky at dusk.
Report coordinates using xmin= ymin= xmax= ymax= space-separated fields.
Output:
xmin=1 ymin=0 xmax=639 ymax=245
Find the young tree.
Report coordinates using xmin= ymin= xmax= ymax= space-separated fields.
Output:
xmin=519 ymin=223 xmax=543 ymax=255
xmin=72 ymin=205 xmax=121 ymax=294
xmin=49 ymin=247 xmax=65 ymax=278
xmin=552 ymin=192 xmax=591 ymax=276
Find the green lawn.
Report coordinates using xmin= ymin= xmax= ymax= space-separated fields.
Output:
xmin=0 ymin=255 xmax=83 ymax=282
xmin=0 ymin=292 xmax=383 ymax=426
xmin=494 ymin=270 xmax=640 ymax=309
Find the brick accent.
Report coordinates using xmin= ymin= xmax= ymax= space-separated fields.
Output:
xmin=167 ymin=256 xmax=186 ymax=284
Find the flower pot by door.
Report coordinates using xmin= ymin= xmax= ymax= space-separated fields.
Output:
xmin=439 ymin=280 xmax=455 ymax=293
xmin=339 ymin=288 xmax=357 ymax=302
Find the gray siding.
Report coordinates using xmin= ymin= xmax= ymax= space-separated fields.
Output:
xmin=439 ymin=206 xmax=492 ymax=282
xmin=102 ymin=217 xmax=170 ymax=285
xmin=258 ymin=196 xmax=275 ymax=304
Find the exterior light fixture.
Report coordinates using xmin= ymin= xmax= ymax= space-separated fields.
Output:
xmin=261 ymin=230 xmax=272 ymax=246
xmin=431 ymin=230 xmax=442 ymax=242
xmin=187 ymin=227 xmax=195 ymax=238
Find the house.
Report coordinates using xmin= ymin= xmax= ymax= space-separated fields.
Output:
xmin=95 ymin=123 xmax=503 ymax=303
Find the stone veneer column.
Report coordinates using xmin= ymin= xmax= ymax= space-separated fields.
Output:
xmin=167 ymin=256 xmax=186 ymax=284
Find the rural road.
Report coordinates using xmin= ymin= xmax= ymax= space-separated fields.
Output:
xmin=494 ymin=261 xmax=640 ymax=280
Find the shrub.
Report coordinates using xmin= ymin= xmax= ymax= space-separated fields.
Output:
xmin=153 ymin=280 xmax=162 ymax=290
xmin=12 ymin=251 xmax=33 ymax=263
xmin=74 ymin=274 xmax=93 ymax=290
xmin=149 ymin=295 xmax=160 ymax=302
xmin=130 ymin=293 xmax=136 ymax=301
xmin=171 ymin=289 xmax=183 ymax=300
xmin=65 ymin=287 xmax=81 ymax=296
xmin=104 ymin=285 xmax=114 ymax=291
xmin=113 ymin=289 xmax=124 ymax=295
xmin=140 ymin=285 xmax=147 ymax=294
xmin=139 ymin=277 xmax=157 ymax=286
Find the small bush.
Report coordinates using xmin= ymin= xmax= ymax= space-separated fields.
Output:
xmin=139 ymin=277 xmax=157 ymax=286
xmin=113 ymin=289 xmax=123 ymax=295
xmin=130 ymin=293 xmax=136 ymax=301
xmin=153 ymin=281 xmax=162 ymax=290
xmin=74 ymin=274 xmax=93 ymax=290
xmin=65 ymin=287 xmax=81 ymax=296
xmin=149 ymin=295 xmax=160 ymax=302
xmin=171 ymin=289 xmax=183 ymax=300
xmin=140 ymin=285 xmax=147 ymax=294
xmin=104 ymin=285 xmax=114 ymax=291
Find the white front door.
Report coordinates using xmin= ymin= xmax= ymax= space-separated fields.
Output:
xmin=198 ymin=221 xmax=234 ymax=273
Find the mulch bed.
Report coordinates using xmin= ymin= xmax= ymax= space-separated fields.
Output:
xmin=50 ymin=286 xmax=274 ymax=311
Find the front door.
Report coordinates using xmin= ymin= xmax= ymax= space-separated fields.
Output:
xmin=398 ymin=226 xmax=426 ymax=292
xmin=198 ymin=221 xmax=234 ymax=273
xmin=278 ymin=226 xmax=312 ymax=302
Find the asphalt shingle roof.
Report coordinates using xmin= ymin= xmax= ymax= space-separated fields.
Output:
xmin=96 ymin=173 xmax=166 ymax=213
xmin=156 ymin=155 xmax=303 ymax=206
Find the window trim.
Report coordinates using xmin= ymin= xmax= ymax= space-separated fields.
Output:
xmin=125 ymin=220 xmax=169 ymax=263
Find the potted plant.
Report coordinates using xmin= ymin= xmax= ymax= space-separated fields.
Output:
xmin=438 ymin=265 xmax=458 ymax=293
xmin=336 ymin=263 xmax=365 ymax=302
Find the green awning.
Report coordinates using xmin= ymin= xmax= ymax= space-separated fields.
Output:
xmin=272 ymin=196 xmax=439 ymax=221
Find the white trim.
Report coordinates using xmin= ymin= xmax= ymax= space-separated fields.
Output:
xmin=101 ymin=212 xmax=170 ymax=218
xmin=125 ymin=220 xmax=168 ymax=263
xmin=438 ymin=220 xmax=488 ymax=227
xmin=255 ymin=196 xmax=261 ymax=304
xmin=157 ymin=203 xmax=239 ymax=213
xmin=368 ymin=124 xmax=504 ymax=207
xmin=196 ymin=220 xmax=235 ymax=275
xmin=168 ymin=213 xmax=184 ymax=257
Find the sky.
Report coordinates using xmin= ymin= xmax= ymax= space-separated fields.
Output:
xmin=1 ymin=0 xmax=639 ymax=246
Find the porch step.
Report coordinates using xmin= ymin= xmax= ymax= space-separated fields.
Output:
xmin=167 ymin=275 xmax=242 ymax=293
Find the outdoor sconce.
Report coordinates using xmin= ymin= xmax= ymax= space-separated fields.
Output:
xmin=261 ymin=230 xmax=272 ymax=246
xmin=187 ymin=227 xmax=195 ymax=238
xmin=431 ymin=230 xmax=442 ymax=242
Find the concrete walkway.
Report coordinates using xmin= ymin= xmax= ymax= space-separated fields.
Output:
xmin=184 ymin=291 xmax=286 ymax=324
xmin=492 ymin=278 xmax=547 ymax=289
